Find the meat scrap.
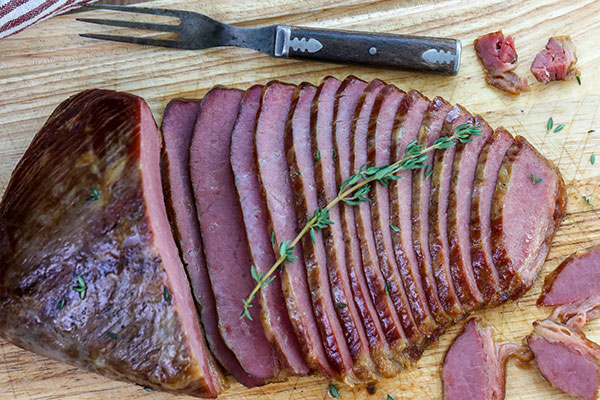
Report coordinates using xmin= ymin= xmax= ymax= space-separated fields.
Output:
xmin=531 ymin=36 xmax=579 ymax=83
xmin=442 ymin=318 xmax=526 ymax=400
xmin=474 ymin=31 xmax=530 ymax=95
xmin=528 ymin=319 xmax=600 ymax=400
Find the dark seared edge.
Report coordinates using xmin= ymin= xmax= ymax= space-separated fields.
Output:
xmin=162 ymin=98 xmax=265 ymax=387
xmin=189 ymin=88 xmax=278 ymax=381
xmin=310 ymin=76 xmax=377 ymax=381
xmin=254 ymin=81 xmax=336 ymax=378
xmin=388 ymin=90 xmax=440 ymax=342
xmin=333 ymin=76 xmax=399 ymax=378
xmin=0 ymin=90 xmax=225 ymax=397
xmin=285 ymin=82 xmax=356 ymax=383
xmin=469 ymin=127 xmax=514 ymax=305
xmin=491 ymin=136 xmax=566 ymax=299
xmin=409 ymin=96 xmax=451 ymax=333
xmin=447 ymin=115 xmax=493 ymax=308
xmin=367 ymin=85 xmax=426 ymax=359
xmin=230 ymin=86 xmax=309 ymax=376
xmin=428 ymin=105 xmax=468 ymax=322
xmin=352 ymin=80 xmax=410 ymax=368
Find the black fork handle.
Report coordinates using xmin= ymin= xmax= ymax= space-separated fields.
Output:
xmin=273 ymin=25 xmax=461 ymax=75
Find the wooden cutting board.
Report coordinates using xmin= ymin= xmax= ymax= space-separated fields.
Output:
xmin=1 ymin=0 xmax=599 ymax=398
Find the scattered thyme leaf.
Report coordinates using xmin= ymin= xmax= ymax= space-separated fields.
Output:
xmin=554 ymin=124 xmax=565 ymax=133
xmin=328 ymin=383 xmax=339 ymax=398
xmin=547 ymin=117 xmax=554 ymax=133
xmin=164 ymin=286 xmax=171 ymax=304
xmin=142 ymin=386 xmax=154 ymax=392
xmin=57 ymin=298 xmax=66 ymax=310
xmin=335 ymin=303 xmax=347 ymax=309
xmin=106 ymin=331 xmax=118 ymax=340
xmin=530 ymin=173 xmax=543 ymax=185
xmin=87 ymin=186 xmax=99 ymax=202
xmin=576 ymin=75 xmax=582 ymax=85
xmin=589 ymin=130 xmax=596 ymax=134
xmin=390 ymin=223 xmax=400 ymax=233
xmin=591 ymin=153 xmax=596 ymax=165
xmin=384 ymin=282 xmax=390 ymax=296
xmin=295 ymin=171 xmax=301 ymax=176
xmin=584 ymin=195 xmax=593 ymax=207
xmin=270 ymin=231 xmax=276 ymax=247
xmin=314 ymin=150 xmax=321 ymax=162
xmin=73 ymin=275 xmax=87 ymax=300
xmin=387 ymin=395 xmax=395 ymax=400
xmin=333 ymin=149 xmax=337 ymax=160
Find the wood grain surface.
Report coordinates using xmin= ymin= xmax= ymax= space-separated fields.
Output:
xmin=1 ymin=0 xmax=599 ymax=398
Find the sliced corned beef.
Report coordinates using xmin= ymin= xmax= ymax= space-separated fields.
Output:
xmin=531 ymin=36 xmax=579 ymax=83
xmin=491 ymin=136 xmax=567 ymax=299
xmin=333 ymin=76 xmax=399 ymax=377
xmin=310 ymin=76 xmax=377 ymax=381
xmin=254 ymin=81 xmax=336 ymax=378
xmin=189 ymin=88 xmax=278 ymax=381
xmin=470 ymin=127 xmax=514 ymax=305
xmin=230 ymin=86 xmax=309 ymax=376
xmin=162 ymin=98 xmax=266 ymax=386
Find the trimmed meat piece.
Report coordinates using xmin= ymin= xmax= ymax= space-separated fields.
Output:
xmin=528 ymin=319 xmax=600 ymax=400
xmin=162 ymin=98 xmax=265 ymax=386
xmin=286 ymin=82 xmax=357 ymax=383
xmin=474 ymin=31 xmax=529 ymax=95
xmin=538 ymin=246 xmax=600 ymax=329
xmin=189 ymin=88 xmax=278 ymax=381
xmin=369 ymin=86 xmax=428 ymax=359
xmin=0 ymin=90 xmax=226 ymax=397
xmin=448 ymin=116 xmax=493 ymax=305
xmin=230 ymin=86 xmax=309 ymax=376
xmin=491 ymin=136 xmax=567 ymax=299
xmin=388 ymin=90 xmax=440 ymax=340
xmin=442 ymin=318 xmax=514 ymax=400
xmin=255 ymin=81 xmax=336 ymax=378
xmin=429 ymin=105 xmax=472 ymax=320
xmin=531 ymin=36 xmax=579 ymax=83
xmin=410 ymin=97 xmax=453 ymax=330
xmin=333 ymin=76 xmax=399 ymax=377
xmin=352 ymin=80 xmax=411 ymax=367
xmin=470 ymin=127 xmax=514 ymax=305
xmin=310 ymin=76 xmax=377 ymax=381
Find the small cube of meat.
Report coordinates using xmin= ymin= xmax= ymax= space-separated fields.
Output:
xmin=531 ymin=36 xmax=579 ymax=83
xmin=474 ymin=31 xmax=529 ymax=95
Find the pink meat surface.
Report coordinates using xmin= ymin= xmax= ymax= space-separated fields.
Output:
xmin=531 ymin=36 xmax=579 ymax=83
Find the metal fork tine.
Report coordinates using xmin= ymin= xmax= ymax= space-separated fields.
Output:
xmin=76 ymin=18 xmax=179 ymax=33
xmin=83 ymin=4 xmax=183 ymax=18
xmin=80 ymin=33 xmax=183 ymax=49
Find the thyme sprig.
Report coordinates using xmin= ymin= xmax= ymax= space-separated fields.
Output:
xmin=240 ymin=123 xmax=482 ymax=319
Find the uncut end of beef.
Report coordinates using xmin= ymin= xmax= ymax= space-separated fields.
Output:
xmin=528 ymin=319 xmax=600 ymax=400
xmin=0 ymin=90 xmax=225 ymax=398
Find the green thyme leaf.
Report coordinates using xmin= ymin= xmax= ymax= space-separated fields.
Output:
xmin=164 ymin=286 xmax=171 ymax=304
xmin=584 ymin=195 xmax=593 ymax=207
xmin=328 ymin=383 xmax=339 ymax=398
xmin=554 ymin=124 xmax=565 ymax=133
xmin=251 ymin=265 xmax=262 ymax=284
xmin=87 ymin=186 xmax=100 ymax=202
xmin=547 ymin=117 xmax=554 ymax=133
xmin=390 ymin=223 xmax=400 ymax=232
xmin=57 ymin=298 xmax=66 ymax=310
xmin=314 ymin=150 xmax=321 ymax=162
xmin=384 ymin=282 xmax=390 ymax=296
xmin=73 ymin=275 xmax=87 ymax=300
xmin=576 ymin=75 xmax=582 ymax=85
xmin=591 ymin=153 xmax=595 ymax=165
xmin=295 ymin=171 xmax=301 ymax=176
xmin=106 ymin=331 xmax=118 ymax=340
xmin=142 ymin=386 xmax=153 ymax=392
xmin=530 ymin=173 xmax=543 ymax=185
xmin=388 ymin=395 xmax=395 ymax=400
xmin=270 ymin=231 xmax=276 ymax=246
xmin=310 ymin=228 xmax=317 ymax=244
xmin=335 ymin=303 xmax=347 ymax=309
xmin=589 ymin=130 xmax=596 ymax=134
xmin=333 ymin=149 xmax=337 ymax=160
xmin=279 ymin=240 xmax=296 ymax=263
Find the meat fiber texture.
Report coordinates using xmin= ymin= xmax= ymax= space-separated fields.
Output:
xmin=0 ymin=77 xmax=567 ymax=397
xmin=442 ymin=318 xmax=517 ymax=400
xmin=528 ymin=319 xmax=600 ymax=400
xmin=474 ymin=31 xmax=530 ymax=95
xmin=531 ymin=36 xmax=579 ymax=83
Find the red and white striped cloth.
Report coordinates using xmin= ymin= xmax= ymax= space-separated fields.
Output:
xmin=0 ymin=0 xmax=97 ymax=39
